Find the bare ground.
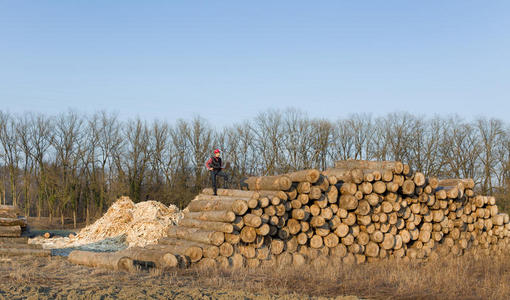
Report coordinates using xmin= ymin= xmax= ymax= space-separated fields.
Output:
xmin=1 ymin=252 xmax=510 ymax=299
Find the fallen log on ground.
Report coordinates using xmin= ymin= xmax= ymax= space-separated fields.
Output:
xmin=68 ymin=250 xmax=134 ymax=271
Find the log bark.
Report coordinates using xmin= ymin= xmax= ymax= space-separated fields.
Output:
xmin=0 ymin=205 xmax=21 ymax=216
xmin=201 ymin=188 xmax=259 ymax=198
xmin=178 ymin=218 xmax=233 ymax=233
xmin=122 ymin=247 xmax=181 ymax=267
xmin=339 ymin=195 xmax=358 ymax=210
xmin=413 ymin=172 xmax=426 ymax=187
xmin=184 ymin=211 xmax=236 ymax=223
xmin=0 ymin=225 xmax=21 ymax=237
xmin=68 ymin=250 xmax=134 ymax=271
xmin=167 ymin=227 xmax=224 ymax=246
xmin=334 ymin=160 xmax=404 ymax=174
xmin=338 ymin=182 xmax=357 ymax=195
xmin=323 ymin=168 xmax=363 ymax=184
xmin=243 ymin=175 xmax=292 ymax=191
xmin=240 ymin=226 xmax=257 ymax=243
xmin=0 ymin=218 xmax=27 ymax=227
xmin=286 ymin=169 xmax=321 ymax=183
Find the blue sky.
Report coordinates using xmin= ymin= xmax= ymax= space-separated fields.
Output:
xmin=1 ymin=1 xmax=509 ymax=127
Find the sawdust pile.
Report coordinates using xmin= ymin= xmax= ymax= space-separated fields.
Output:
xmin=30 ymin=197 xmax=183 ymax=251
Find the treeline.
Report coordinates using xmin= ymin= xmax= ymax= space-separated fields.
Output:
xmin=0 ymin=109 xmax=509 ymax=227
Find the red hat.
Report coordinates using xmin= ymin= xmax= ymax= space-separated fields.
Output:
xmin=214 ymin=149 xmax=220 ymax=154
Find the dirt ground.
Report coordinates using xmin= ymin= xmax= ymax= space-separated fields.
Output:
xmin=0 ymin=256 xmax=360 ymax=300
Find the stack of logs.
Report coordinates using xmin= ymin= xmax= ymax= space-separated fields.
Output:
xmin=0 ymin=205 xmax=51 ymax=257
xmin=68 ymin=160 xmax=510 ymax=270
xmin=0 ymin=205 xmax=26 ymax=238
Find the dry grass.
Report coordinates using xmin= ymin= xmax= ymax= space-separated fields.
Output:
xmin=1 ymin=253 xmax=510 ymax=299
xmin=176 ymin=253 xmax=510 ymax=299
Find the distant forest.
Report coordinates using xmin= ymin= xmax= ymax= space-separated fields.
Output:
xmin=0 ymin=109 xmax=509 ymax=227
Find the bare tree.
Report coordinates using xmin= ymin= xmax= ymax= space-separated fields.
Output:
xmin=477 ymin=118 xmax=505 ymax=195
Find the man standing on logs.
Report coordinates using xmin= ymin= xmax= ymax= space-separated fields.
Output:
xmin=206 ymin=149 xmax=228 ymax=195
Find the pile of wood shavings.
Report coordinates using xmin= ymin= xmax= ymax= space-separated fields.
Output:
xmin=30 ymin=196 xmax=183 ymax=250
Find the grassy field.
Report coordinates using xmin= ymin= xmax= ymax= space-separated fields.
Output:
xmin=0 ymin=252 xmax=509 ymax=299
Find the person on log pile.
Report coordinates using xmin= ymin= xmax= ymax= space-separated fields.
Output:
xmin=206 ymin=149 xmax=229 ymax=195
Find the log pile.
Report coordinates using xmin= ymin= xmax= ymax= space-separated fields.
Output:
xmin=0 ymin=205 xmax=27 ymax=238
xmin=0 ymin=207 xmax=50 ymax=257
xmin=68 ymin=160 xmax=510 ymax=270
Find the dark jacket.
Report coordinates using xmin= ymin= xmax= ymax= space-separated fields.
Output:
xmin=206 ymin=156 xmax=222 ymax=171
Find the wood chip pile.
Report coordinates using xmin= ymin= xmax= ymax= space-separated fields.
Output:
xmin=33 ymin=197 xmax=183 ymax=251
xmin=68 ymin=160 xmax=510 ymax=270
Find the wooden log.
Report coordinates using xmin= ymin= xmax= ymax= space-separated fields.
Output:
xmin=167 ymin=227 xmax=224 ymax=246
xmin=298 ymin=194 xmax=309 ymax=205
xmin=439 ymin=178 xmax=474 ymax=189
xmin=297 ymin=181 xmax=311 ymax=194
xmin=178 ymin=218 xmax=234 ymax=233
xmin=328 ymin=175 xmax=338 ymax=185
xmin=364 ymin=172 xmax=375 ymax=182
xmin=124 ymin=246 xmax=182 ymax=267
xmin=292 ymin=253 xmax=306 ymax=266
xmin=338 ymin=182 xmax=358 ymax=195
xmin=355 ymin=200 xmax=371 ymax=216
xmin=68 ymin=250 xmax=134 ymax=271
xmin=239 ymin=244 xmax=256 ymax=259
xmin=286 ymin=187 xmax=298 ymax=200
xmin=334 ymin=223 xmax=350 ymax=238
xmin=316 ymin=175 xmax=330 ymax=192
xmin=323 ymin=168 xmax=363 ymax=184
xmin=224 ymin=232 xmax=241 ymax=245
xmin=381 ymin=233 xmax=395 ymax=250
xmin=256 ymin=223 xmax=271 ymax=236
xmin=247 ymin=198 xmax=259 ymax=209
xmin=343 ymin=212 xmax=357 ymax=226
xmin=0 ymin=225 xmax=21 ymax=237
xmin=339 ymin=195 xmax=358 ymax=210
xmin=258 ymin=190 xmax=288 ymax=201
xmin=0 ymin=205 xmax=21 ymax=216
xmin=287 ymin=169 xmax=321 ymax=184
xmin=243 ymin=175 xmax=292 ymax=191
xmin=184 ymin=211 xmax=235 ymax=223
xmin=413 ymin=172 xmax=426 ymax=187
xmin=334 ymin=160 xmax=404 ymax=174
xmin=327 ymin=185 xmax=338 ymax=203
xmin=243 ymin=214 xmax=262 ymax=227
xmin=370 ymin=231 xmax=384 ymax=243
xmin=230 ymin=253 xmax=245 ymax=269
xmin=402 ymin=180 xmax=416 ymax=195
xmin=153 ymin=241 xmax=205 ymax=263
xmin=240 ymin=226 xmax=257 ymax=243
xmin=309 ymin=186 xmax=322 ymax=200
xmin=365 ymin=241 xmax=380 ymax=258
xmin=310 ymin=235 xmax=323 ymax=248
xmin=201 ymin=188 xmax=259 ymax=198
xmin=373 ymin=181 xmax=386 ymax=194
xmin=324 ymin=232 xmax=340 ymax=248
xmin=0 ymin=218 xmax=27 ymax=227
xmin=270 ymin=239 xmax=285 ymax=255
xmin=310 ymin=216 xmax=326 ymax=228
